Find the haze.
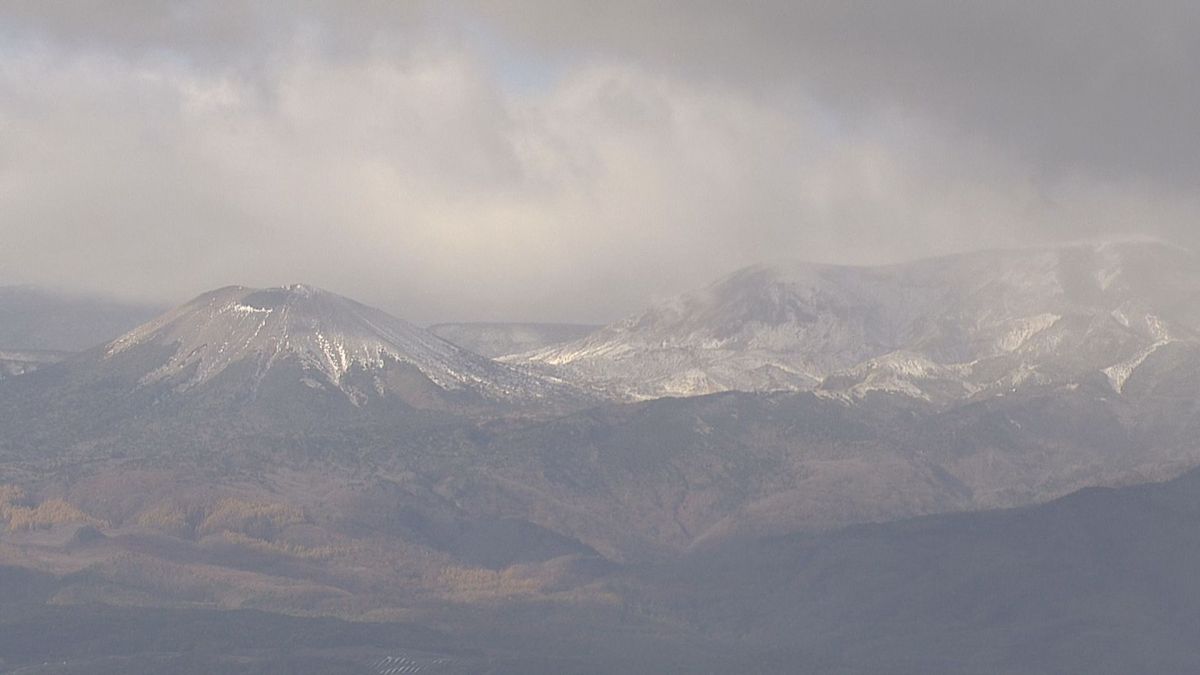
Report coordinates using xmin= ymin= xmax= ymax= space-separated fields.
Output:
xmin=7 ymin=6 xmax=1200 ymax=672
xmin=3 ymin=1 xmax=1199 ymax=324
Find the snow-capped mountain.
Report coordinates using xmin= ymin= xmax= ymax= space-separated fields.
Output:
xmin=97 ymin=284 xmax=572 ymax=408
xmin=512 ymin=241 xmax=1200 ymax=401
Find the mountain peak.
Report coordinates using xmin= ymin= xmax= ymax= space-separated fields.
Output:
xmin=103 ymin=284 xmax=564 ymax=407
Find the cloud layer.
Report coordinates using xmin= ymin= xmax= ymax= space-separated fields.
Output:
xmin=2 ymin=2 xmax=1198 ymax=323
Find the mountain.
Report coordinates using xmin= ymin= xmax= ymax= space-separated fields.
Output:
xmin=618 ymin=465 xmax=1200 ymax=674
xmin=5 ymin=270 xmax=1200 ymax=562
xmin=0 ymin=286 xmax=161 ymax=352
xmin=5 ymin=255 xmax=1200 ymax=672
xmin=7 ymin=432 xmax=1200 ymax=673
xmin=512 ymin=240 xmax=1200 ymax=401
xmin=470 ymin=366 xmax=1200 ymax=557
xmin=0 ymin=284 xmax=579 ymax=430
xmin=429 ymin=322 xmax=600 ymax=358
xmin=106 ymin=284 xmax=572 ymax=406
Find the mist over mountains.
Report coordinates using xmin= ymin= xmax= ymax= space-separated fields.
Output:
xmin=4 ymin=240 xmax=1200 ymax=672
xmin=6 ymin=2 xmax=1200 ymax=670
xmin=0 ymin=286 xmax=161 ymax=352
xmin=514 ymin=240 xmax=1200 ymax=401
xmin=429 ymin=322 xmax=600 ymax=359
xmin=0 ymin=287 xmax=160 ymax=381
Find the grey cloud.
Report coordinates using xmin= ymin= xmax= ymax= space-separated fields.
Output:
xmin=1 ymin=1 xmax=430 ymax=61
xmin=1 ymin=2 xmax=1197 ymax=324
xmin=480 ymin=1 xmax=1200 ymax=183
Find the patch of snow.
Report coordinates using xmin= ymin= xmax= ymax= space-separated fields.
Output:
xmin=994 ymin=313 xmax=1061 ymax=353
xmin=1104 ymin=340 xmax=1171 ymax=393
xmin=231 ymin=304 xmax=272 ymax=315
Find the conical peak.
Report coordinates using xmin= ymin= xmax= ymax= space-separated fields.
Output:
xmin=100 ymin=283 xmax=566 ymax=406
xmin=106 ymin=284 xmax=462 ymax=390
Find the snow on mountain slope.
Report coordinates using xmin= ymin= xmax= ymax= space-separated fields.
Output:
xmin=103 ymin=284 xmax=572 ymax=407
xmin=512 ymin=241 xmax=1200 ymax=401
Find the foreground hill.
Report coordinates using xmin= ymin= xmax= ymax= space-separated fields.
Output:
xmin=619 ymin=464 xmax=1200 ymax=674
xmin=7 ymin=466 xmax=1200 ymax=673
xmin=514 ymin=240 xmax=1200 ymax=401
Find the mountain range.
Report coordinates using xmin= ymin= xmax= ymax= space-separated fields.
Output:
xmin=513 ymin=240 xmax=1200 ymax=402
xmin=5 ymin=240 xmax=1200 ymax=672
xmin=5 ymin=242 xmax=1200 ymax=549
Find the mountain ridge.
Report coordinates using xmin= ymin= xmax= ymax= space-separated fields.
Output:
xmin=511 ymin=240 xmax=1200 ymax=402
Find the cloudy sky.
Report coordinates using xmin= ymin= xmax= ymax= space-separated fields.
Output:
xmin=2 ymin=1 xmax=1199 ymax=323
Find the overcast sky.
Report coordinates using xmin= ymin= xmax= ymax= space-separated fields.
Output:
xmin=2 ymin=1 xmax=1199 ymax=323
